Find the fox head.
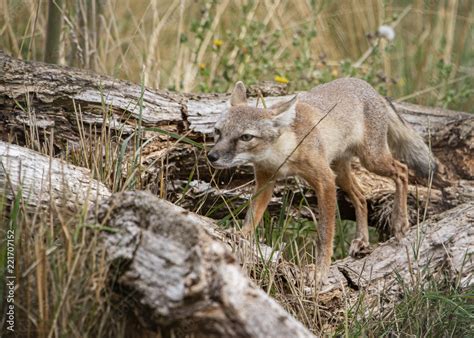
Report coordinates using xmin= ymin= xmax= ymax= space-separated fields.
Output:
xmin=208 ymin=81 xmax=297 ymax=169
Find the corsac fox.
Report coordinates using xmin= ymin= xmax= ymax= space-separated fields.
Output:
xmin=208 ymin=78 xmax=435 ymax=283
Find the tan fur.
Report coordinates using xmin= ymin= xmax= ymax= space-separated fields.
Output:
xmin=208 ymin=78 xmax=436 ymax=284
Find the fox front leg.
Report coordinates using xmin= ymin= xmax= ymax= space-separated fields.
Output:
xmin=300 ymin=166 xmax=337 ymax=285
xmin=241 ymin=169 xmax=275 ymax=237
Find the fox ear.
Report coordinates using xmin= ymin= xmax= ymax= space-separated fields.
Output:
xmin=230 ymin=81 xmax=247 ymax=106
xmin=271 ymin=96 xmax=297 ymax=127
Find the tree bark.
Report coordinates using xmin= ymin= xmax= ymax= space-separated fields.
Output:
xmin=0 ymin=49 xmax=471 ymax=165
xmin=100 ymin=191 xmax=316 ymax=338
xmin=0 ymin=141 xmax=110 ymax=210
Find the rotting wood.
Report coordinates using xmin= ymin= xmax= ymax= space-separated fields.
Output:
xmin=335 ymin=200 xmax=473 ymax=292
xmin=1 ymin=50 xmax=470 ymax=136
xmin=1 ymin=49 xmax=471 ymax=172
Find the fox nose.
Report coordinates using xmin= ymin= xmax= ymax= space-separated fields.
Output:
xmin=207 ymin=152 xmax=219 ymax=163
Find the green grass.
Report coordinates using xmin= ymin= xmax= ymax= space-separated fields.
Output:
xmin=338 ymin=274 xmax=474 ymax=337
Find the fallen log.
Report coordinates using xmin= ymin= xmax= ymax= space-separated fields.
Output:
xmin=1 ymin=50 xmax=470 ymax=171
xmin=0 ymin=141 xmax=110 ymax=210
xmin=2 ymin=48 xmax=468 ymax=141
xmin=0 ymin=142 xmax=315 ymax=336
xmin=99 ymin=191 xmax=473 ymax=334
xmin=335 ymin=201 xmax=473 ymax=292
xmin=1 ymin=50 xmax=472 ymax=236
xmin=100 ymin=191 xmax=316 ymax=338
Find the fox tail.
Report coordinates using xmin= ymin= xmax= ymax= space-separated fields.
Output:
xmin=385 ymin=98 xmax=436 ymax=177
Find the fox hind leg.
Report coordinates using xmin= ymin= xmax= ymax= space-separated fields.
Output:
xmin=360 ymin=151 xmax=409 ymax=240
xmin=334 ymin=159 xmax=371 ymax=257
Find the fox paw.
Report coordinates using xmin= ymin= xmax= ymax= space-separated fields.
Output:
xmin=349 ymin=238 xmax=371 ymax=258
xmin=393 ymin=219 xmax=410 ymax=241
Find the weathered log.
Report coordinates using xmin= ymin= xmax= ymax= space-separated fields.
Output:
xmin=1 ymin=50 xmax=472 ymax=230
xmin=293 ymin=200 xmax=474 ymax=327
xmin=0 ymin=141 xmax=313 ymax=336
xmin=335 ymin=200 xmax=473 ymax=292
xmin=100 ymin=191 xmax=316 ymax=338
xmin=0 ymin=141 xmax=110 ymax=210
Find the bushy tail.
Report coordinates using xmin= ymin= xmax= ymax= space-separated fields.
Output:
xmin=385 ymin=99 xmax=436 ymax=177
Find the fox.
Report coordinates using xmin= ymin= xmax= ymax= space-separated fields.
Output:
xmin=208 ymin=77 xmax=435 ymax=283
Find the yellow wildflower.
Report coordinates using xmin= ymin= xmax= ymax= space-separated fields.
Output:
xmin=274 ymin=75 xmax=289 ymax=84
xmin=198 ymin=63 xmax=206 ymax=70
xmin=331 ymin=68 xmax=339 ymax=77
xmin=213 ymin=39 xmax=223 ymax=47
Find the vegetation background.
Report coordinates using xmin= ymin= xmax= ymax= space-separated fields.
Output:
xmin=0 ymin=0 xmax=473 ymax=337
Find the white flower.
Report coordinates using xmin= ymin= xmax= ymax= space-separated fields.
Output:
xmin=377 ymin=25 xmax=395 ymax=41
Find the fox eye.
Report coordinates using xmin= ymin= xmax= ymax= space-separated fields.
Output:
xmin=240 ymin=134 xmax=254 ymax=142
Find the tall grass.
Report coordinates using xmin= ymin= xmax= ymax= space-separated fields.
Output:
xmin=0 ymin=185 xmax=136 ymax=337
xmin=0 ymin=0 xmax=472 ymax=111
xmin=337 ymin=271 xmax=474 ymax=337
